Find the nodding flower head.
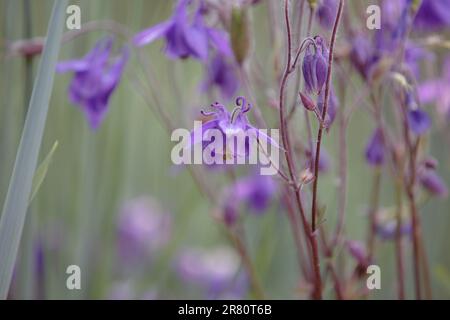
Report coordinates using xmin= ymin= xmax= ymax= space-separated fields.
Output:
xmin=189 ymin=96 xmax=279 ymax=161
xmin=302 ymin=36 xmax=328 ymax=95
xmin=133 ymin=0 xmax=231 ymax=61
xmin=56 ymin=38 xmax=129 ymax=130
xmin=365 ymin=127 xmax=386 ymax=166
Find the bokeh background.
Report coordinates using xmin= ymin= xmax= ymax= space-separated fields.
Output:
xmin=1 ymin=0 xmax=449 ymax=299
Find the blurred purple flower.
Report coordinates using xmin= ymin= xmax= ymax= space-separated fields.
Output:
xmin=407 ymin=109 xmax=431 ymax=135
xmin=117 ymin=197 xmax=172 ymax=263
xmin=365 ymin=128 xmax=385 ymax=166
xmin=201 ymin=53 xmax=239 ymax=100
xmin=56 ymin=38 xmax=129 ymax=130
xmin=302 ymin=39 xmax=328 ymax=95
xmin=350 ymin=34 xmax=375 ymax=79
xmin=317 ymin=87 xmax=339 ymax=129
xmin=224 ymin=173 xmax=276 ymax=219
xmin=376 ymin=220 xmax=412 ymax=240
xmin=176 ymin=247 xmax=248 ymax=299
xmin=317 ymin=0 xmax=338 ymax=29
xmin=306 ymin=146 xmax=331 ymax=173
xmin=419 ymin=56 xmax=450 ymax=118
xmin=414 ymin=0 xmax=450 ymax=30
xmin=419 ymin=169 xmax=449 ymax=198
xmin=133 ymin=0 xmax=231 ymax=61
xmin=346 ymin=240 xmax=370 ymax=276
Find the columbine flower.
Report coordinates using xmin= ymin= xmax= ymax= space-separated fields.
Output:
xmin=317 ymin=87 xmax=339 ymax=129
xmin=302 ymin=37 xmax=328 ymax=95
xmin=346 ymin=240 xmax=370 ymax=277
xmin=306 ymin=146 xmax=331 ymax=173
xmin=201 ymin=53 xmax=239 ymax=100
xmin=117 ymin=197 xmax=172 ymax=264
xmin=317 ymin=0 xmax=338 ymax=29
xmin=419 ymin=56 xmax=450 ymax=119
xmin=374 ymin=207 xmax=412 ymax=240
xmin=414 ymin=0 xmax=450 ymax=30
xmin=189 ymin=97 xmax=279 ymax=160
xmin=221 ymin=173 xmax=276 ymax=225
xmin=133 ymin=0 xmax=231 ymax=61
xmin=56 ymin=38 xmax=129 ymax=130
xmin=407 ymin=109 xmax=431 ymax=135
xmin=419 ymin=168 xmax=449 ymax=198
xmin=175 ymin=247 xmax=248 ymax=299
xmin=365 ymin=128 xmax=385 ymax=166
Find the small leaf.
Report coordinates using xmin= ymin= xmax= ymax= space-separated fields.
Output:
xmin=29 ymin=141 xmax=59 ymax=204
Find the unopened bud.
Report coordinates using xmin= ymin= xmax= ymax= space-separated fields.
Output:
xmin=230 ymin=6 xmax=251 ymax=65
xmin=299 ymin=92 xmax=316 ymax=111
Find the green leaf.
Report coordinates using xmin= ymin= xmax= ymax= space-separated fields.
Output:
xmin=29 ymin=141 xmax=59 ymax=204
xmin=0 ymin=0 xmax=68 ymax=299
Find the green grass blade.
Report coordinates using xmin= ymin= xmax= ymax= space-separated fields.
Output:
xmin=29 ymin=140 xmax=59 ymax=204
xmin=0 ymin=0 xmax=68 ymax=299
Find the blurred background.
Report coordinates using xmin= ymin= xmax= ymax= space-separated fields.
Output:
xmin=0 ymin=0 xmax=449 ymax=299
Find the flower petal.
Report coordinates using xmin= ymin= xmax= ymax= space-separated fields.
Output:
xmin=133 ymin=21 xmax=173 ymax=47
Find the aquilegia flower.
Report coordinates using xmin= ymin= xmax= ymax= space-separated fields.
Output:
xmin=365 ymin=127 xmax=386 ymax=166
xmin=407 ymin=109 xmax=431 ymax=135
xmin=414 ymin=0 xmax=450 ymax=30
xmin=117 ymin=197 xmax=172 ymax=264
xmin=302 ymin=37 xmax=328 ymax=95
xmin=133 ymin=0 xmax=231 ymax=61
xmin=189 ymin=96 xmax=279 ymax=161
xmin=221 ymin=173 xmax=276 ymax=225
xmin=374 ymin=207 xmax=412 ymax=240
xmin=419 ymin=168 xmax=449 ymax=198
xmin=175 ymin=247 xmax=248 ymax=299
xmin=317 ymin=0 xmax=338 ymax=29
xmin=419 ymin=56 xmax=450 ymax=119
xmin=56 ymin=38 xmax=129 ymax=130
xmin=201 ymin=53 xmax=239 ymax=100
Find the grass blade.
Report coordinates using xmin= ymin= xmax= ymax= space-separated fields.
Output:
xmin=29 ymin=140 xmax=59 ymax=204
xmin=0 ymin=0 xmax=68 ymax=299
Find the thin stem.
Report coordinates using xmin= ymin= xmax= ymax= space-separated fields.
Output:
xmin=311 ymin=0 xmax=344 ymax=232
xmin=367 ymin=168 xmax=381 ymax=259
xmin=280 ymin=0 xmax=323 ymax=300
xmin=394 ymin=174 xmax=406 ymax=299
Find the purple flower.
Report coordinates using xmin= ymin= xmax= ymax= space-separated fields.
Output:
xmin=346 ymin=240 xmax=370 ymax=276
xmin=201 ymin=53 xmax=239 ymax=100
xmin=350 ymin=34 xmax=375 ymax=79
xmin=374 ymin=208 xmax=412 ymax=240
xmin=317 ymin=87 xmax=339 ymax=129
xmin=56 ymin=38 xmax=129 ymax=130
xmin=189 ymin=97 xmax=280 ymax=160
xmin=175 ymin=247 xmax=248 ymax=299
xmin=419 ymin=56 xmax=450 ymax=118
xmin=133 ymin=0 xmax=231 ymax=61
xmin=376 ymin=220 xmax=412 ymax=240
xmin=407 ymin=109 xmax=431 ymax=135
xmin=222 ymin=173 xmax=276 ymax=222
xmin=302 ymin=39 xmax=328 ymax=95
xmin=317 ymin=0 xmax=338 ymax=29
xmin=306 ymin=146 xmax=331 ymax=173
xmin=414 ymin=0 xmax=450 ymax=30
xmin=117 ymin=197 xmax=172 ymax=263
xmin=365 ymin=128 xmax=385 ymax=166
xmin=419 ymin=169 xmax=449 ymax=198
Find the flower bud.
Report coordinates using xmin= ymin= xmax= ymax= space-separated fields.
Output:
xmin=230 ymin=6 xmax=251 ymax=65
xmin=299 ymin=92 xmax=316 ymax=111
xmin=302 ymin=44 xmax=328 ymax=94
xmin=365 ymin=128 xmax=385 ymax=166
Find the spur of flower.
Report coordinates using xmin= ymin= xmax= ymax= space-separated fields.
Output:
xmin=56 ymin=38 xmax=129 ymax=130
